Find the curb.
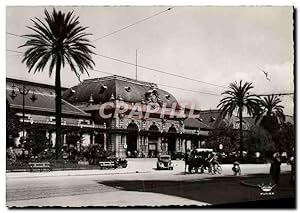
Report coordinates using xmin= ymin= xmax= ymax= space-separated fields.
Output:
xmin=240 ymin=180 xmax=260 ymax=188
xmin=6 ymin=170 xmax=151 ymax=179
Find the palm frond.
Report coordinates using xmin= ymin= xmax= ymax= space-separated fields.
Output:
xmin=19 ymin=8 xmax=95 ymax=77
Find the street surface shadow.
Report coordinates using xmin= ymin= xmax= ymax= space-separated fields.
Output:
xmin=99 ymin=173 xmax=295 ymax=207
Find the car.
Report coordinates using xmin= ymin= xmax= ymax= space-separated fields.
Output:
xmin=157 ymin=155 xmax=173 ymax=170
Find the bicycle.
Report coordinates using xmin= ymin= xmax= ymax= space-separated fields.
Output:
xmin=209 ymin=164 xmax=222 ymax=175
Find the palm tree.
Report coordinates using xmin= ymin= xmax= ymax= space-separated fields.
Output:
xmin=217 ymin=80 xmax=261 ymax=161
xmin=20 ymin=9 xmax=95 ymax=159
xmin=256 ymin=95 xmax=285 ymax=133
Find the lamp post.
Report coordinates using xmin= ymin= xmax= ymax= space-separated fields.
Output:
xmin=219 ymin=143 xmax=223 ymax=152
xmin=9 ymin=84 xmax=37 ymax=144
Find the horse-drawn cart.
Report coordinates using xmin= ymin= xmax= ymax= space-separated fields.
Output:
xmin=185 ymin=148 xmax=220 ymax=174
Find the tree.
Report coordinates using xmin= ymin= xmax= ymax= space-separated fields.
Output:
xmin=6 ymin=100 xmax=21 ymax=148
xmin=245 ymin=125 xmax=275 ymax=154
xmin=206 ymin=126 xmax=239 ymax=153
xmin=28 ymin=130 xmax=52 ymax=156
xmin=20 ymin=9 xmax=95 ymax=159
xmin=256 ymin=94 xmax=285 ymax=133
xmin=271 ymin=122 xmax=294 ymax=154
xmin=217 ymin=80 xmax=261 ymax=161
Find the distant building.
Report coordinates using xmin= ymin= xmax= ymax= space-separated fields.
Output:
xmin=6 ymin=78 xmax=104 ymax=149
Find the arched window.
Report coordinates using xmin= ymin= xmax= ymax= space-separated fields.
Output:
xmin=127 ymin=122 xmax=138 ymax=130
xmin=168 ymin=125 xmax=177 ymax=133
xmin=126 ymin=121 xmax=138 ymax=157
xmin=167 ymin=125 xmax=177 ymax=153
xmin=148 ymin=123 xmax=159 ymax=140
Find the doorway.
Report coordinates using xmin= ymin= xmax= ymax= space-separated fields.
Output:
xmin=126 ymin=122 xmax=138 ymax=157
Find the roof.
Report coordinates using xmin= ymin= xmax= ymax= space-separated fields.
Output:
xmin=6 ymin=80 xmax=90 ymax=118
xmin=6 ymin=78 xmax=68 ymax=91
xmin=62 ymin=75 xmax=179 ymax=108
xmin=199 ymin=109 xmax=226 ymax=128
xmin=184 ymin=118 xmax=212 ymax=130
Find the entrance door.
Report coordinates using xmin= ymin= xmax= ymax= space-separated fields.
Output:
xmin=168 ymin=126 xmax=177 ymax=156
xmin=127 ymin=122 xmax=138 ymax=157
xmin=148 ymin=143 xmax=157 ymax=158
xmin=168 ymin=136 xmax=176 ymax=155
xmin=127 ymin=133 xmax=137 ymax=157
xmin=95 ymin=133 xmax=105 ymax=148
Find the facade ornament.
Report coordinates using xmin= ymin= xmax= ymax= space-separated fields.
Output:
xmin=88 ymin=94 xmax=94 ymax=104
xmin=145 ymin=86 xmax=163 ymax=106
xmin=109 ymin=94 xmax=115 ymax=101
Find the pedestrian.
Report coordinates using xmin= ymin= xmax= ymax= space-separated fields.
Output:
xmin=184 ymin=151 xmax=190 ymax=174
xmin=289 ymin=156 xmax=295 ymax=185
xmin=232 ymin=160 xmax=241 ymax=175
xmin=270 ymin=152 xmax=281 ymax=185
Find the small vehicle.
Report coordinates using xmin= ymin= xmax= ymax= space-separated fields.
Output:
xmin=99 ymin=156 xmax=128 ymax=169
xmin=157 ymin=155 xmax=173 ymax=170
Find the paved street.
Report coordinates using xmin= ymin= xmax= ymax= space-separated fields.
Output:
xmin=6 ymin=159 xmax=295 ymax=207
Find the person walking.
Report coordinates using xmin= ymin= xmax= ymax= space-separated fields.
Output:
xmin=289 ymin=156 xmax=295 ymax=185
xmin=184 ymin=151 xmax=190 ymax=174
xmin=270 ymin=152 xmax=281 ymax=185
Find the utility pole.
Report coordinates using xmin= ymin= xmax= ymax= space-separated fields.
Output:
xmin=135 ymin=49 xmax=138 ymax=80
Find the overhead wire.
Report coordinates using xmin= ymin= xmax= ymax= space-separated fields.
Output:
xmin=94 ymin=53 xmax=228 ymax=88
xmin=91 ymin=7 xmax=173 ymax=42
xmin=6 ymin=32 xmax=23 ymax=38
xmin=6 ymin=47 xmax=228 ymax=89
xmin=5 ymin=50 xmax=221 ymax=96
xmin=6 ymin=49 xmax=23 ymax=54
xmin=5 ymin=7 xmax=227 ymax=89
xmin=85 ymin=67 xmax=222 ymax=96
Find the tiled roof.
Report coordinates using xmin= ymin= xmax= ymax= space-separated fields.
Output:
xmin=62 ymin=75 xmax=179 ymax=108
xmin=199 ymin=109 xmax=225 ymax=128
xmin=6 ymin=80 xmax=90 ymax=118
xmin=184 ymin=118 xmax=212 ymax=130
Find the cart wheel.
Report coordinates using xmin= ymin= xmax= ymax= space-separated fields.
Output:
xmin=190 ymin=167 xmax=195 ymax=174
xmin=216 ymin=165 xmax=222 ymax=174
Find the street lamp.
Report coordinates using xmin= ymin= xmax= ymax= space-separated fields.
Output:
xmin=219 ymin=144 xmax=223 ymax=151
xmin=9 ymin=84 xmax=37 ymax=143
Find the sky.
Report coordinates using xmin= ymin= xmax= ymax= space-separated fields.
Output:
xmin=6 ymin=6 xmax=294 ymax=115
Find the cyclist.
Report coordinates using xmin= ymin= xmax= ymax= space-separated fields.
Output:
xmin=208 ymin=152 xmax=220 ymax=173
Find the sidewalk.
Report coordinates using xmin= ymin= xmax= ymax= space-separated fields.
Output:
xmin=6 ymin=158 xmax=159 ymax=178
xmin=6 ymin=159 xmax=291 ymax=179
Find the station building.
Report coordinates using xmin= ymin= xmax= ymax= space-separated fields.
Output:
xmin=7 ymin=75 xmax=228 ymax=158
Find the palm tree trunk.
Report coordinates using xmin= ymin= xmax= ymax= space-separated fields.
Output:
xmin=239 ymin=108 xmax=244 ymax=162
xmin=55 ymin=56 xmax=62 ymax=159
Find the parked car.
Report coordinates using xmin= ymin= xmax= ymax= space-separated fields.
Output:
xmin=157 ymin=155 xmax=173 ymax=170
xmin=101 ymin=156 xmax=128 ymax=168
